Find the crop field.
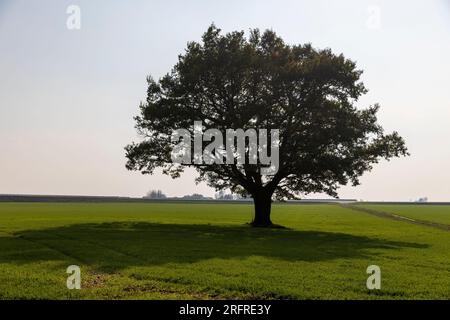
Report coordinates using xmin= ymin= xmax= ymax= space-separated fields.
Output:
xmin=0 ymin=202 xmax=449 ymax=300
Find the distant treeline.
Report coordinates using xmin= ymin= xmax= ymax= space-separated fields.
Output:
xmin=0 ymin=194 xmax=355 ymax=204
xmin=0 ymin=194 xmax=251 ymax=203
xmin=1 ymin=194 xmax=448 ymax=205
xmin=0 ymin=194 xmax=148 ymax=203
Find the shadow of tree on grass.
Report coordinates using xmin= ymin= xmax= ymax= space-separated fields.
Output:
xmin=0 ymin=222 xmax=428 ymax=272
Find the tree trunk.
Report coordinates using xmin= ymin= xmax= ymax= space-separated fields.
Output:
xmin=251 ymin=192 xmax=273 ymax=227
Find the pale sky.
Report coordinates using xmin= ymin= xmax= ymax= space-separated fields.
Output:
xmin=0 ymin=0 xmax=449 ymax=200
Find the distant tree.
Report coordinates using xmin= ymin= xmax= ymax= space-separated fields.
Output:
xmin=182 ymin=193 xmax=212 ymax=200
xmin=144 ymin=189 xmax=167 ymax=199
xmin=126 ymin=25 xmax=408 ymax=227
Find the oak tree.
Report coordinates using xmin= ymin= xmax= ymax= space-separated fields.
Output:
xmin=125 ymin=25 xmax=408 ymax=227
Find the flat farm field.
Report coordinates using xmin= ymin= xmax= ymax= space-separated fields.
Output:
xmin=0 ymin=202 xmax=449 ymax=299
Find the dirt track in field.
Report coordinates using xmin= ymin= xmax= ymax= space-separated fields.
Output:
xmin=341 ymin=204 xmax=450 ymax=232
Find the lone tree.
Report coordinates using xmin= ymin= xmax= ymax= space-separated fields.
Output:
xmin=125 ymin=25 xmax=408 ymax=227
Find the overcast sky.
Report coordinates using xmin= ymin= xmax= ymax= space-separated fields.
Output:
xmin=0 ymin=0 xmax=449 ymax=200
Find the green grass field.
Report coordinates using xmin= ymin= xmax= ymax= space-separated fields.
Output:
xmin=0 ymin=202 xmax=449 ymax=300
xmin=356 ymin=204 xmax=450 ymax=226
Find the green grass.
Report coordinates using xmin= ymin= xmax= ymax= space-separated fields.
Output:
xmin=357 ymin=204 xmax=450 ymax=225
xmin=0 ymin=202 xmax=449 ymax=299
